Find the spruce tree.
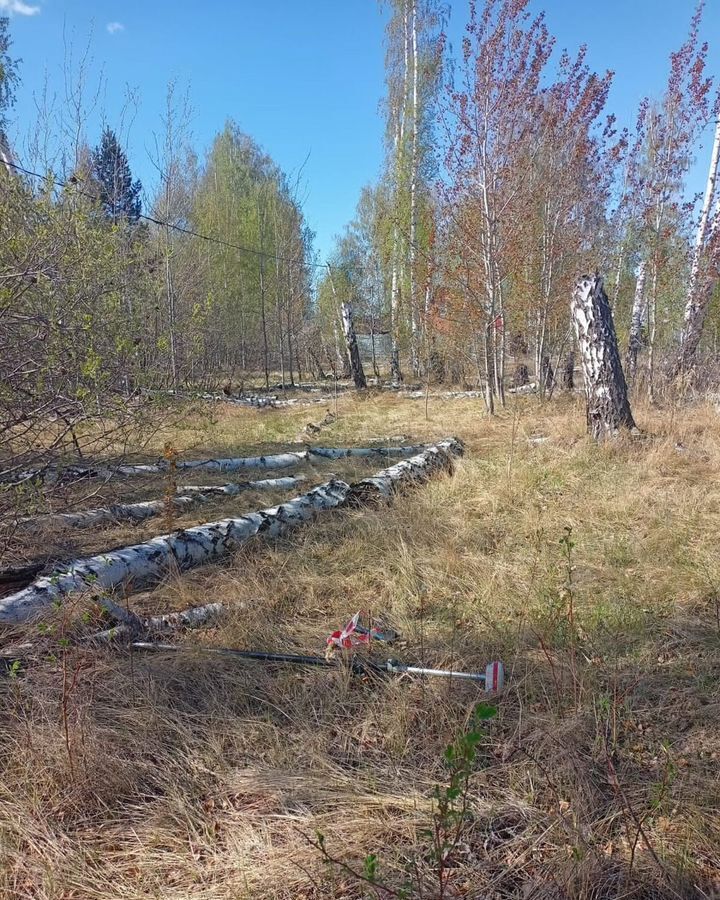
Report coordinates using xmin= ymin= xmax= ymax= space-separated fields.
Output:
xmin=92 ymin=127 xmax=142 ymax=223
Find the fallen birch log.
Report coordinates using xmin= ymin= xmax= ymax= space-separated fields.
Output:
xmin=0 ymin=440 xmax=462 ymax=624
xmin=1 ymin=452 xmax=311 ymax=484
xmin=179 ymin=475 xmax=305 ymax=495
xmin=17 ymin=477 xmax=307 ymax=532
xmin=0 ymin=480 xmax=350 ymax=624
xmin=348 ymin=438 xmax=462 ymax=501
xmin=19 ymin=496 xmax=200 ymax=531
xmin=308 ymin=445 xmax=425 ymax=459
xmin=90 ymin=601 xmax=225 ymax=642
xmin=4 ymin=446 xmax=427 ymax=485
xmin=174 ymin=451 xmax=310 ymax=473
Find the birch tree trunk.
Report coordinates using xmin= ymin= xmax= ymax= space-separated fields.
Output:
xmin=571 ymin=274 xmax=637 ymax=441
xmin=626 ymin=259 xmax=647 ymax=384
xmin=390 ymin=251 xmax=403 ymax=383
xmin=340 ymin=301 xmax=367 ymax=390
xmin=0 ymin=441 xmax=462 ymax=624
xmin=326 ymin=264 xmax=366 ymax=389
xmin=408 ymin=0 xmax=421 ymax=379
xmin=388 ymin=0 xmax=409 ymax=386
xmin=675 ymin=117 xmax=720 ymax=377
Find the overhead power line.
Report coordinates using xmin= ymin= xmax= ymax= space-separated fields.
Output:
xmin=3 ymin=158 xmax=334 ymax=271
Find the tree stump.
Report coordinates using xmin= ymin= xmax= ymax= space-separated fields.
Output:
xmin=340 ymin=302 xmax=367 ymax=390
xmin=571 ymin=274 xmax=636 ymax=440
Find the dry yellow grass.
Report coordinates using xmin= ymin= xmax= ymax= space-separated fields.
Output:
xmin=2 ymin=392 xmax=720 ymax=898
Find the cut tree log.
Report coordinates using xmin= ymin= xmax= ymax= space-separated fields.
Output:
xmin=1 ymin=445 xmax=428 ymax=485
xmin=19 ymin=496 xmax=201 ymax=531
xmin=178 ymin=476 xmax=306 ymax=495
xmin=0 ymin=441 xmax=462 ymax=624
xmin=16 ymin=478 xmax=307 ymax=532
xmin=571 ymin=274 xmax=636 ymax=441
xmin=143 ymin=451 xmax=311 ymax=474
xmin=0 ymin=453 xmax=311 ymax=484
xmin=90 ymin=601 xmax=225 ymax=642
xmin=308 ymin=445 xmax=426 ymax=459
xmin=348 ymin=438 xmax=462 ymax=501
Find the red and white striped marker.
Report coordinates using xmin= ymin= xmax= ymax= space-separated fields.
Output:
xmin=485 ymin=660 xmax=504 ymax=692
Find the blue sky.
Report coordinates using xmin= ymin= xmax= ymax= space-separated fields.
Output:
xmin=3 ymin=0 xmax=720 ymax=263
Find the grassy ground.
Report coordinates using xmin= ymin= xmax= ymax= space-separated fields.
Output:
xmin=1 ymin=392 xmax=720 ymax=898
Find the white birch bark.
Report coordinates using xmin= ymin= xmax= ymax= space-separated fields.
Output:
xmin=388 ymin=0 xmax=409 ymax=386
xmin=340 ymin=301 xmax=367 ymax=390
xmin=571 ymin=274 xmax=636 ymax=441
xmin=178 ymin=476 xmax=305 ymax=495
xmin=175 ymin=451 xmax=309 ymax=473
xmin=18 ymin=478 xmax=307 ymax=531
xmin=326 ymin=264 xmax=366 ymax=390
xmin=308 ymin=445 xmax=426 ymax=459
xmin=676 ymin=116 xmax=720 ymax=374
xmin=0 ymin=131 xmax=16 ymax=177
xmin=0 ymin=441 xmax=462 ymax=624
xmin=19 ymin=496 xmax=200 ymax=531
xmin=626 ymin=259 xmax=647 ymax=382
xmin=90 ymin=602 xmax=225 ymax=642
xmin=408 ymin=0 xmax=420 ymax=378
xmin=349 ymin=439 xmax=463 ymax=501
xmin=390 ymin=250 xmax=403 ymax=383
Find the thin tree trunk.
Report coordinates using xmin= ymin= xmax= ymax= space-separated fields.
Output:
xmin=647 ymin=257 xmax=659 ymax=402
xmin=675 ymin=116 xmax=720 ymax=376
xmin=259 ymin=255 xmax=270 ymax=390
xmin=626 ymin=259 xmax=647 ymax=384
xmin=409 ymin=0 xmax=421 ymax=378
xmin=390 ymin=249 xmax=403 ymax=383
xmin=571 ymin=274 xmax=636 ymax=441
xmin=483 ymin=325 xmax=495 ymax=415
xmin=165 ymin=223 xmax=179 ymax=390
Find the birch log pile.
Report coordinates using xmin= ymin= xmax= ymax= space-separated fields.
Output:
xmin=571 ymin=274 xmax=636 ymax=441
xmin=0 ymin=440 xmax=462 ymax=624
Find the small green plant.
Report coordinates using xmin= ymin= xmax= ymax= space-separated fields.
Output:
xmin=310 ymin=701 xmax=498 ymax=898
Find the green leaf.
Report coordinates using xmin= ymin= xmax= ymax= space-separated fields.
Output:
xmin=474 ymin=702 xmax=498 ymax=721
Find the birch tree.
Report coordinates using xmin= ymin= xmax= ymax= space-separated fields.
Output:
xmin=674 ymin=113 xmax=720 ymax=377
xmin=626 ymin=4 xmax=713 ymax=394
xmin=442 ymin=0 xmax=555 ymax=409
xmin=381 ymin=0 xmax=442 ymax=383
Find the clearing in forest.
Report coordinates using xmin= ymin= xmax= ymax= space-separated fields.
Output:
xmin=1 ymin=392 xmax=719 ymax=898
